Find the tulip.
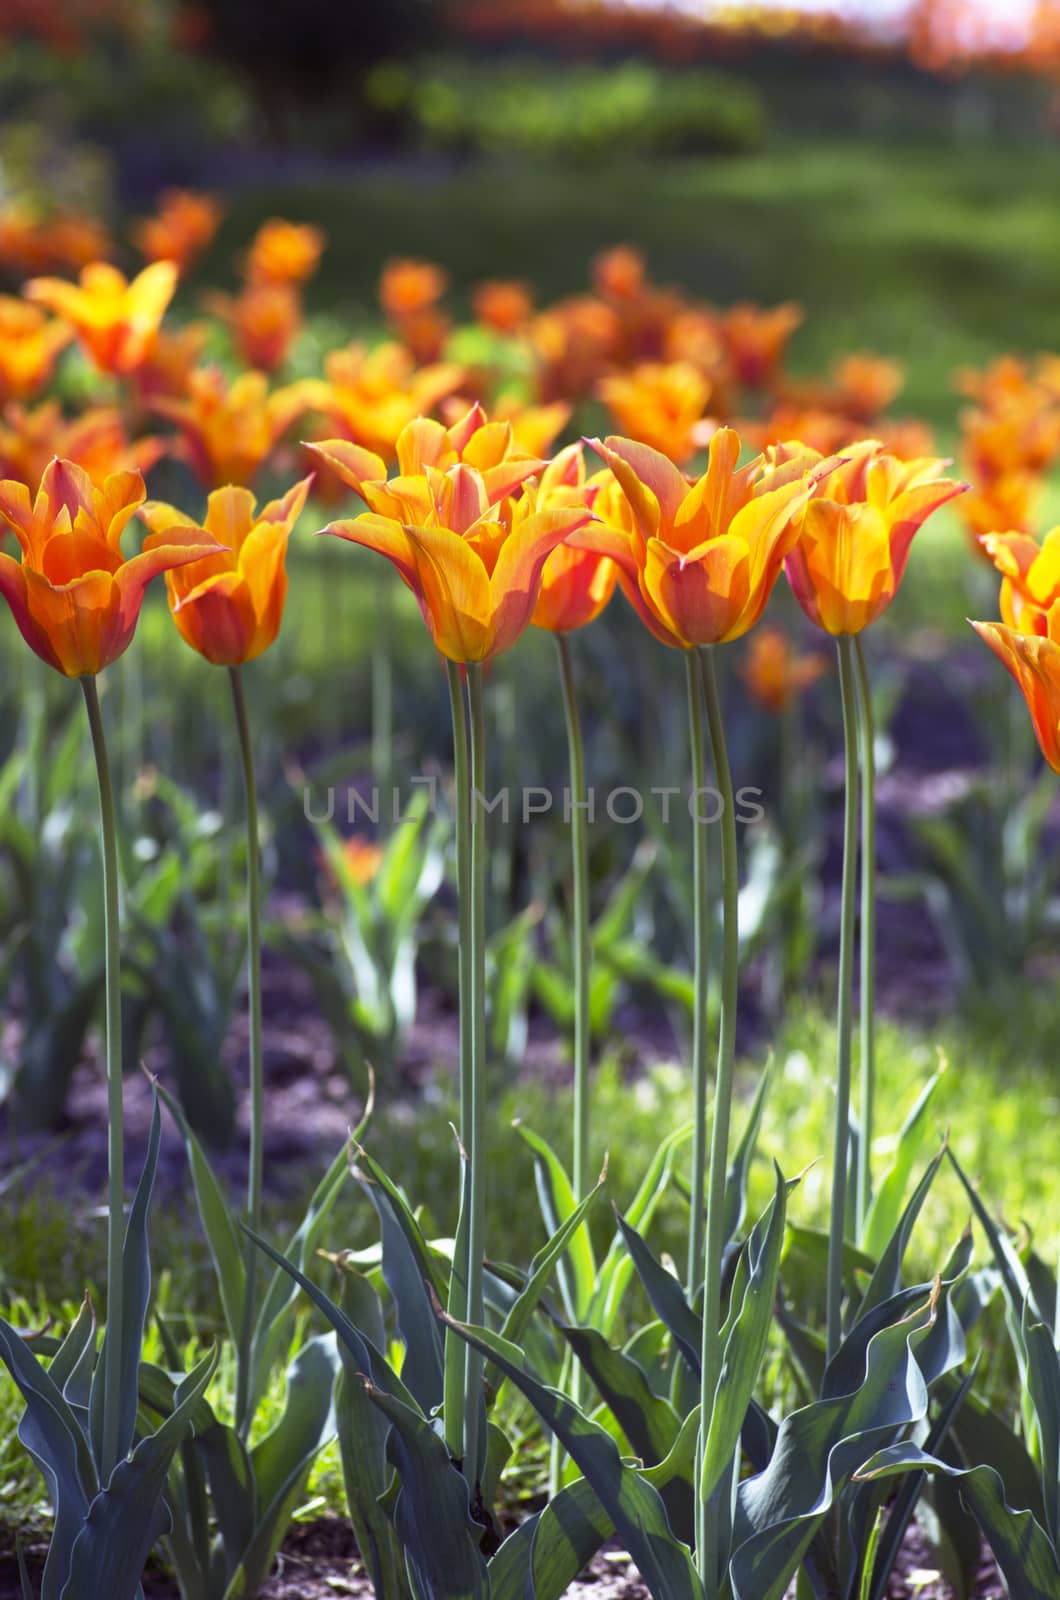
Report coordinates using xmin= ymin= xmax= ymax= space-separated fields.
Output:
xmin=26 ymin=260 xmax=178 ymax=376
xmin=592 ymin=244 xmax=647 ymax=304
xmin=784 ymin=441 xmax=967 ymax=636
xmin=531 ymin=446 xmax=616 ymax=633
xmin=315 ymin=340 xmax=464 ymax=462
xmin=380 ymin=257 xmax=448 ymax=319
xmin=471 ymin=279 xmax=534 ymax=334
xmin=830 ymin=352 xmax=905 ymax=420
xmin=140 ymin=477 xmax=312 ymax=666
xmin=490 ymin=394 xmax=571 ymax=459
xmin=741 ymin=622 xmax=828 ymax=713
xmin=307 ymin=407 xmax=589 ymax=664
xmin=0 ymin=401 xmax=165 ymax=491
xmin=959 ymin=471 xmax=1038 ymax=552
xmin=972 ymin=613 xmax=1060 ymax=773
xmin=0 ymin=458 xmax=220 ymax=677
xmin=0 ymin=297 xmax=72 ymax=402
xmin=151 ymin=366 xmax=316 ymax=487
xmin=205 ymin=282 xmax=302 ymax=373
xmin=131 ymin=189 xmax=223 ymax=272
xmin=245 ymin=219 xmax=325 ymax=286
xmin=586 ymin=427 xmax=824 ymax=649
xmin=597 ymin=361 xmax=712 ymax=465
xmin=132 ymin=320 xmax=211 ymax=404
xmin=530 ymin=295 xmax=621 ymax=403
xmin=721 ymin=300 xmax=803 ymax=390
xmin=979 ymin=526 xmax=1060 ymax=634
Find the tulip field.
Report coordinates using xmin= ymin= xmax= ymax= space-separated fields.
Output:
xmin=2 ymin=132 xmax=1060 ymax=1600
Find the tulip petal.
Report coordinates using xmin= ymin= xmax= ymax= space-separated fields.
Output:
xmin=972 ymin=619 xmax=1060 ymax=773
xmin=399 ymin=520 xmax=493 ymax=661
xmin=173 ymin=571 xmax=257 ymax=667
xmin=486 ymin=506 xmax=593 ymax=657
xmin=0 ymin=550 xmax=62 ymax=671
xmin=643 ymin=534 xmax=751 ymax=647
xmin=305 ymin=438 xmax=388 ymax=493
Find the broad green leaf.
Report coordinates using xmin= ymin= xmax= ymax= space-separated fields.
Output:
xmin=60 ymin=1344 xmax=219 ymax=1600
xmin=861 ymin=1067 xmax=944 ymax=1258
xmin=614 ymin=1210 xmax=701 ymax=1377
xmin=590 ymin=1122 xmax=692 ymax=1337
xmin=499 ymin=1166 xmax=606 ymax=1351
xmin=557 ymin=1322 xmax=679 ymax=1466
xmin=488 ymin=1476 xmax=612 ymax=1600
xmin=856 ymin=1445 xmax=1060 ymax=1600
xmin=364 ymin=1384 xmax=489 ymax=1599
xmin=514 ymin=1122 xmax=596 ymax=1323
xmin=442 ymin=1312 xmax=704 ymax=1600
xmin=156 ymin=1081 xmax=245 ymax=1351
xmin=1025 ymin=1314 xmax=1060 ymax=1547
xmin=195 ymin=1422 xmax=255 ymax=1589
xmin=857 ymin=1144 xmax=946 ymax=1321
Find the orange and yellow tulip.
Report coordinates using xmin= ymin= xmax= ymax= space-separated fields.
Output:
xmin=584 ymin=427 xmax=824 ymax=649
xmin=140 ymin=477 xmax=311 ymax=666
xmin=245 ymin=219 xmax=325 ymax=287
xmin=0 ymin=298 xmax=72 ymax=402
xmin=315 ymin=341 xmax=464 ymax=462
xmin=784 ymin=441 xmax=967 ymax=636
xmin=530 ymin=295 xmax=621 ymax=403
xmin=979 ymin=526 xmax=1060 ymax=634
xmin=380 ymin=258 xmax=448 ymax=320
xmin=307 ymin=408 xmax=592 ymax=663
xmin=0 ymin=458 xmax=220 ymax=676
xmin=151 ymin=367 xmax=314 ymax=487
xmin=531 ymin=445 xmax=616 ymax=633
xmin=0 ymin=401 xmax=164 ymax=490
xmin=26 ymin=260 xmax=177 ymax=376
xmin=598 ymin=361 xmax=712 ymax=465
xmin=205 ymin=282 xmax=302 ymax=373
xmin=131 ymin=189 xmax=223 ymax=272
xmin=972 ymin=613 xmax=1060 ymax=772
xmin=740 ymin=623 xmax=828 ymax=713
xmin=721 ymin=301 xmax=803 ymax=391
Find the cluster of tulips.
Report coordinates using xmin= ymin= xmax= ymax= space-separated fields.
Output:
xmin=2 ymin=197 xmax=1060 ymax=1600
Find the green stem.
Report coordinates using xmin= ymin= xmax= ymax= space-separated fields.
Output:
xmin=556 ymin=635 xmax=591 ymax=1200
xmin=230 ymin=666 xmax=264 ymax=1438
xmin=444 ymin=661 xmax=472 ymax=1463
xmin=685 ymin=649 xmax=709 ymax=1300
xmin=853 ymin=636 xmax=876 ymax=1241
xmin=82 ymin=676 xmax=124 ymax=1480
xmin=827 ymin=636 xmax=860 ymax=1364
xmin=466 ymin=662 xmax=488 ymax=1490
xmin=696 ymin=646 xmax=739 ymax=1597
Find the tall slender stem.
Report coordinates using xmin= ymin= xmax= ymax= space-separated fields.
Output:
xmin=827 ymin=636 xmax=860 ymax=1364
xmin=82 ymin=676 xmax=124 ymax=1480
xmin=230 ymin=666 xmax=264 ymax=1437
xmin=556 ymin=635 xmax=591 ymax=1200
xmin=853 ymin=636 xmax=876 ymax=1240
xmin=696 ymin=646 xmax=739 ymax=1597
xmin=685 ymin=649 xmax=709 ymax=1299
xmin=465 ymin=663 xmax=488 ymax=1490
xmin=444 ymin=661 xmax=472 ymax=1462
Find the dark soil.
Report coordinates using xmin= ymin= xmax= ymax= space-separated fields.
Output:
xmin=0 ymin=1515 xmax=1007 ymax=1599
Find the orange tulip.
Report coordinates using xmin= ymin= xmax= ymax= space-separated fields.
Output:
xmin=131 ymin=189 xmax=223 ymax=271
xmin=531 ymin=445 xmax=616 ymax=633
xmin=721 ymin=301 xmax=803 ymax=391
xmin=584 ymin=427 xmax=824 ymax=649
xmin=151 ymin=367 xmax=315 ymax=487
xmin=978 ymin=526 xmax=1060 ymax=634
xmin=245 ymin=219 xmax=325 ymax=287
xmin=315 ymin=341 xmax=464 ymax=462
xmin=36 ymin=213 xmax=114 ymax=274
xmin=0 ymin=401 xmax=164 ymax=490
xmin=0 ymin=297 xmax=72 ymax=402
xmin=26 ymin=261 xmax=177 ymax=376
xmin=598 ymin=361 xmax=712 ymax=465
xmin=972 ymin=613 xmax=1060 ymax=773
xmin=962 ymin=401 xmax=1060 ymax=482
xmin=204 ymin=282 xmax=302 ymax=373
xmin=472 ymin=279 xmax=534 ymax=335
xmin=740 ymin=623 xmax=828 ymax=713
xmin=784 ymin=441 xmax=967 ymax=636
xmin=592 ymin=245 xmax=647 ymax=304
xmin=0 ymin=458 xmax=220 ymax=676
xmin=132 ymin=320 xmax=211 ymax=403
xmin=380 ymin=258 xmax=448 ymax=320
xmin=489 ymin=394 xmax=571 ymax=458
xmin=830 ymin=353 xmax=905 ymax=421
xmin=530 ymin=295 xmax=621 ymax=403
xmin=140 ymin=477 xmax=311 ymax=666
xmin=307 ymin=407 xmax=592 ymax=664
xmin=958 ymin=471 xmax=1038 ymax=548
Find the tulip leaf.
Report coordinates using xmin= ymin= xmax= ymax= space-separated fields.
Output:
xmin=701 ymin=1165 xmax=791 ymax=1507
xmin=1024 ymin=1314 xmax=1060 ymax=1547
xmin=722 ymin=1054 xmax=774 ymax=1248
xmin=500 ymin=1166 xmax=607 ymax=1351
xmin=156 ymin=1080 xmax=245 ymax=1352
xmin=487 ymin=1475 xmax=612 ymax=1600
xmin=861 ymin=1067 xmax=944 ymax=1259
xmin=352 ymin=1148 xmax=445 ymax=1414
xmin=590 ymin=1122 xmax=692 ymax=1337
xmin=614 ymin=1209 xmax=702 ymax=1377
xmin=557 ymin=1321 xmax=680 ymax=1466
xmin=857 ymin=1143 xmax=946 ymax=1321
xmin=194 ymin=1421 xmax=256 ymax=1588
xmin=333 ymin=1270 xmax=409 ymax=1600
xmin=855 ymin=1445 xmax=1060 ymax=1600
xmin=59 ymin=1344 xmax=218 ymax=1600
xmin=441 ymin=1311 xmax=704 ymax=1600
xmin=515 ymin=1122 xmax=596 ymax=1323
xmin=363 ymin=1382 xmax=489 ymax=1600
